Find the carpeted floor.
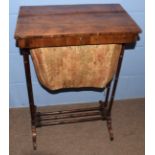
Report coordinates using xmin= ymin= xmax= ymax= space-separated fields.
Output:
xmin=10 ymin=99 xmax=145 ymax=155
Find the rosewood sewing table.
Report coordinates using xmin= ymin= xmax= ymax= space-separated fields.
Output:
xmin=14 ymin=4 xmax=141 ymax=150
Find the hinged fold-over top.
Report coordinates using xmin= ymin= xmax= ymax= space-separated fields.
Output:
xmin=14 ymin=4 xmax=141 ymax=48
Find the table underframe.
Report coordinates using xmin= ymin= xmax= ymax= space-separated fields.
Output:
xmin=20 ymin=45 xmax=124 ymax=150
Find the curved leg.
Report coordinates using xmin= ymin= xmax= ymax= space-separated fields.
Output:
xmin=22 ymin=49 xmax=37 ymax=150
xmin=106 ymin=117 xmax=114 ymax=141
xmin=105 ymin=46 xmax=125 ymax=141
xmin=108 ymin=45 xmax=125 ymax=115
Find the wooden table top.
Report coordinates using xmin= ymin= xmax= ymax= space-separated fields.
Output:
xmin=14 ymin=4 xmax=141 ymax=48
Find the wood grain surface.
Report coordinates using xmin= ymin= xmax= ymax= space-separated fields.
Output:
xmin=14 ymin=4 xmax=141 ymax=48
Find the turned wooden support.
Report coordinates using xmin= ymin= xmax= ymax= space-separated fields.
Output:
xmin=21 ymin=49 xmax=37 ymax=150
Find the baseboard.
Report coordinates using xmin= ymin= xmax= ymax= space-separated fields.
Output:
xmin=9 ymin=98 xmax=145 ymax=110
